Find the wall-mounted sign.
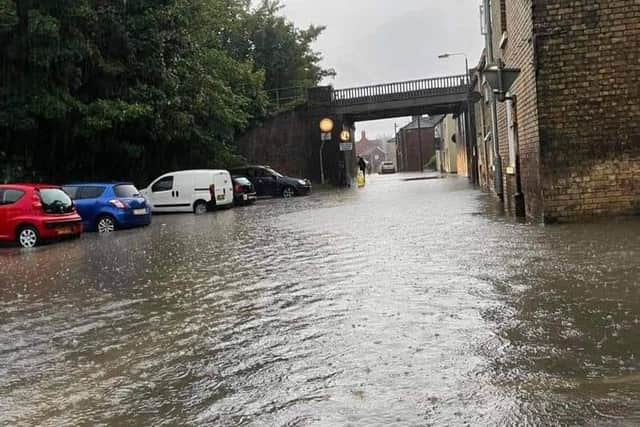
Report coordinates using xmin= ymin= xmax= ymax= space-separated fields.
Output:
xmin=340 ymin=142 xmax=353 ymax=152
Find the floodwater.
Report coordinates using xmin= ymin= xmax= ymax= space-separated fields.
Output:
xmin=1 ymin=174 xmax=639 ymax=426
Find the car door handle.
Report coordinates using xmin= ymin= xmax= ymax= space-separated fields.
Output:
xmin=176 ymin=191 xmax=179 ymax=197
xmin=171 ymin=191 xmax=175 ymax=197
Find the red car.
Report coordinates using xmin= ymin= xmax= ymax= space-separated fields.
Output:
xmin=0 ymin=184 xmax=83 ymax=248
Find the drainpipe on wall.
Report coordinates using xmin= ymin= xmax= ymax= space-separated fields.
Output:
xmin=483 ymin=0 xmax=503 ymax=198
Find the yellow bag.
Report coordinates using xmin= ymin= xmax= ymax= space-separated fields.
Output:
xmin=356 ymin=170 xmax=365 ymax=187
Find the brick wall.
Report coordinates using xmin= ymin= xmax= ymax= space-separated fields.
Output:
xmin=491 ymin=0 xmax=544 ymax=219
xmin=534 ymin=0 xmax=640 ymax=222
xmin=236 ymin=109 xmax=312 ymax=179
xmin=398 ymin=128 xmax=436 ymax=172
xmin=235 ymin=109 xmax=354 ymax=184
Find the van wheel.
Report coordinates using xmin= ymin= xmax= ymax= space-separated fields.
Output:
xmin=282 ymin=186 xmax=295 ymax=198
xmin=194 ymin=200 xmax=208 ymax=215
xmin=97 ymin=215 xmax=116 ymax=233
xmin=17 ymin=226 xmax=39 ymax=248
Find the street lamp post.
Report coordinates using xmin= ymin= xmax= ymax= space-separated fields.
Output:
xmin=319 ymin=118 xmax=334 ymax=185
xmin=438 ymin=52 xmax=469 ymax=82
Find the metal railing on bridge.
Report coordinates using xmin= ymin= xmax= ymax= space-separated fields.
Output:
xmin=267 ymin=74 xmax=471 ymax=111
xmin=330 ymin=75 xmax=470 ymax=106
xmin=267 ymin=82 xmax=312 ymax=110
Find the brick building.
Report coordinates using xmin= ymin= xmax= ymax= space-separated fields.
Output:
xmin=396 ymin=115 xmax=443 ymax=172
xmin=474 ymin=0 xmax=640 ymax=222
xmin=436 ymin=115 xmax=458 ymax=174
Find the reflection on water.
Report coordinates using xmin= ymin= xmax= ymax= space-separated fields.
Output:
xmin=1 ymin=174 xmax=639 ymax=425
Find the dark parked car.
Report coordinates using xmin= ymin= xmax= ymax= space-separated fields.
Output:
xmin=232 ymin=176 xmax=257 ymax=205
xmin=229 ymin=166 xmax=311 ymax=198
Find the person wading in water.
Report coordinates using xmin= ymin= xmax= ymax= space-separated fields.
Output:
xmin=358 ymin=157 xmax=367 ymax=183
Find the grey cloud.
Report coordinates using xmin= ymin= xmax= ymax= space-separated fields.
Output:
xmin=281 ymin=0 xmax=485 ymax=137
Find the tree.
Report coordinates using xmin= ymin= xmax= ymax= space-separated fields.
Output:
xmin=244 ymin=0 xmax=335 ymax=91
xmin=0 ymin=0 xmax=333 ymax=184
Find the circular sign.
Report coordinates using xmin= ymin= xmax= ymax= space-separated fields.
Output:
xmin=340 ymin=130 xmax=351 ymax=142
xmin=319 ymin=118 xmax=334 ymax=133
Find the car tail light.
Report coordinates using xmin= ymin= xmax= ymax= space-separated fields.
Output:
xmin=32 ymin=193 xmax=42 ymax=209
xmin=234 ymin=184 xmax=243 ymax=193
xmin=109 ymin=199 xmax=128 ymax=209
xmin=209 ymin=184 xmax=216 ymax=198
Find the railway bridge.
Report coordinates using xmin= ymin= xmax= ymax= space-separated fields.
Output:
xmin=236 ymin=74 xmax=475 ymax=184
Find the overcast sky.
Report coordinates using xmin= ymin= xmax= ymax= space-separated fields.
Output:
xmin=280 ymin=0 xmax=485 ymax=139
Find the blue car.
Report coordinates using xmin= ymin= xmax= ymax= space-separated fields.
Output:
xmin=62 ymin=182 xmax=151 ymax=233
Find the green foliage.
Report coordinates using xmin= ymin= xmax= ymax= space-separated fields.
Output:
xmin=244 ymin=0 xmax=336 ymax=90
xmin=0 ymin=0 xmax=332 ymax=184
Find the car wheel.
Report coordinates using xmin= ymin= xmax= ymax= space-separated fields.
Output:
xmin=17 ymin=226 xmax=39 ymax=248
xmin=194 ymin=200 xmax=208 ymax=215
xmin=282 ymin=186 xmax=295 ymax=198
xmin=97 ymin=215 xmax=116 ymax=233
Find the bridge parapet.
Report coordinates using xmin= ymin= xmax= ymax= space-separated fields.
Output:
xmin=270 ymin=74 xmax=471 ymax=110
xmin=331 ymin=75 xmax=469 ymax=106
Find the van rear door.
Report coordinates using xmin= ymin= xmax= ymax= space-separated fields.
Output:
xmin=209 ymin=172 xmax=233 ymax=206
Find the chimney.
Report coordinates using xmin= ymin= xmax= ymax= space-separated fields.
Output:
xmin=361 ymin=130 xmax=366 ymax=141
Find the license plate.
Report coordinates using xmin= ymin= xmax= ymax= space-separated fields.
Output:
xmin=133 ymin=208 xmax=147 ymax=216
xmin=243 ymin=194 xmax=248 ymax=201
xmin=57 ymin=227 xmax=73 ymax=235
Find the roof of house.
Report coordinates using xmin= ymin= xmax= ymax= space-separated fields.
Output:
xmin=356 ymin=130 xmax=386 ymax=156
xmin=400 ymin=115 xmax=445 ymax=131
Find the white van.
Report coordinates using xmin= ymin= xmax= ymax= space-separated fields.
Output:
xmin=141 ymin=170 xmax=234 ymax=214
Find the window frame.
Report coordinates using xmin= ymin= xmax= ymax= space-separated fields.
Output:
xmin=113 ymin=184 xmax=141 ymax=198
xmin=75 ymin=186 xmax=106 ymax=200
xmin=38 ymin=188 xmax=74 ymax=214
xmin=152 ymin=176 xmax=174 ymax=193
xmin=0 ymin=189 xmax=25 ymax=206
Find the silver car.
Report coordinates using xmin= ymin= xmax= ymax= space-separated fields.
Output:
xmin=380 ymin=161 xmax=396 ymax=174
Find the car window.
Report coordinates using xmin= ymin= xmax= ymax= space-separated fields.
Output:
xmin=75 ymin=186 xmax=106 ymax=200
xmin=234 ymin=177 xmax=252 ymax=186
xmin=265 ymin=168 xmax=283 ymax=178
xmin=114 ymin=184 xmax=140 ymax=198
xmin=245 ymin=169 xmax=256 ymax=178
xmin=152 ymin=176 xmax=174 ymax=192
xmin=38 ymin=188 xmax=74 ymax=214
xmin=257 ymin=168 xmax=277 ymax=178
xmin=0 ymin=189 xmax=25 ymax=205
xmin=62 ymin=186 xmax=78 ymax=199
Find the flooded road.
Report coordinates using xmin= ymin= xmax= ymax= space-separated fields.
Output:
xmin=1 ymin=174 xmax=639 ymax=426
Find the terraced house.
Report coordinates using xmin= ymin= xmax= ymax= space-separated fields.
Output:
xmin=474 ymin=0 xmax=640 ymax=222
